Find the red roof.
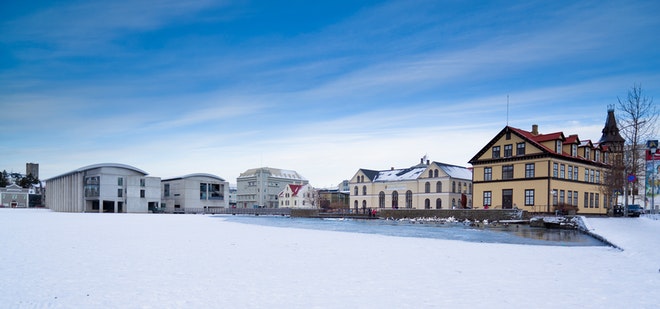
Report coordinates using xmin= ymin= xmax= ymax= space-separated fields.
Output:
xmin=288 ymin=184 xmax=303 ymax=197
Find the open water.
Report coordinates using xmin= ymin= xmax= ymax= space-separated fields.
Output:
xmin=217 ymin=215 xmax=607 ymax=247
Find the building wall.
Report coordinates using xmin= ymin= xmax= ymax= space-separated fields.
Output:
xmin=237 ymin=168 xmax=308 ymax=208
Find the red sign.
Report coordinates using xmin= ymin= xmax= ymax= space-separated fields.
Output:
xmin=646 ymin=149 xmax=660 ymax=161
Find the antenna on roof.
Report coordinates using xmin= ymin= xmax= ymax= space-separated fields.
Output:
xmin=506 ymin=94 xmax=510 ymax=126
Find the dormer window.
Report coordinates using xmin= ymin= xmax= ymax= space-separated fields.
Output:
xmin=556 ymin=140 xmax=562 ymax=154
xmin=585 ymin=147 xmax=591 ymax=160
xmin=595 ymin=150 xmax=600 ymax=162
xmin=517 ymin=142 xmax=526 ymax=156
xmin=504 ymin=144 xmax=513 ymax=157
xmin=571 ymin=144 xmax=577 ymax=157
xmin=492 ymin=146 xmax=501 ymax=159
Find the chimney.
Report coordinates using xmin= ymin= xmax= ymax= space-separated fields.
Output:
xmin=427 ymin=160 xmax=430 ymax=165
xmin=531 ymin=124 xmax=539 ymax=135
xmin=391 ymin=167 xmax=394 ymax=170
xmin=420 ymin=158 xmax=424 ymax=164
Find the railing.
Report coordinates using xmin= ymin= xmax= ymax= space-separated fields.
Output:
xmin=165 ymin=207 xmax=292 ymax=216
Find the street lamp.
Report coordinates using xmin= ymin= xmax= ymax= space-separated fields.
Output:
xmin=650 ymin=143 xmax=657 ymax=215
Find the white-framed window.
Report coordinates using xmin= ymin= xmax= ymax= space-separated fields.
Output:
xmin=524 ymin=189 xmax=534 ymax=206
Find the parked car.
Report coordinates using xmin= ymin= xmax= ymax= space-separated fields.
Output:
xmin=627 ymin=204 xmax=643 ymax=217
xmin=613 ymin=205 xmax=624 ymax=216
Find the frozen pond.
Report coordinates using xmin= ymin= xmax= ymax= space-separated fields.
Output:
xmin=217 ymin=215 xmax=607 ymax=247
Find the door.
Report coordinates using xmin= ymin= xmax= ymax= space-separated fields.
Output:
xmin=502 ymin=189 xmax=513 ymax=209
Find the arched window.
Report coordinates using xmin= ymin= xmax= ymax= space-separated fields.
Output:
xmin=452 ymin=181 xmax=456 ymax=193
xmin=434 ymin=169 xmax=439 ymax=178
xmin=354 ymin=200 xmax=358 ymax=209
xmin=424 ymin=182 xmax=430 ymax=193
xmin=468 ymin=184 xmax=472 ymax=194
xmin=362 ymin=200 xmax=367 ymax=209
xmin=428 ymin=170 xmax=433 ymax=178
xmin=452 ymin=198 xmax=456 ymax=208
xmin=436 ymin=198 xmax=442 ymax=209
xmin=379 ymin=191 xmax=385 ymax=208
xmin=458 ymin=182 xmax=462 ymax=193
xmin=362 ymin=185 xmax=367 ymax=195
xmin=424 ymin=198 xmax=430 ymax=209
xmin=436 ymin=181 xmax=442 ymax=193
xmin=405 ymin=190 xmax=413 ymax=208
xmin=354 ymin=186 xmax=358 ymax=196
xmin=392 ymin=191 xmax=399 ymax=209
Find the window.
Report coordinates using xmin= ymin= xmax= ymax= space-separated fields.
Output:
xmin=516 ymin=142 xmax=526 ymax=156
xmin=164 ymin=184 xmax=170 ymax=197
xmin=140 ymin=178 xmax=145 ymax=187
xmin=553 ymin=163 xmax=558 ymax=178
xmin=585 ymin=169 xmax=589 ymax=182
xmin=434 ymin=169 xmax=439 ymax=178
xmin=406 ymin=191 xmax=413 ymax=208
xmin=552 ymin=189 xmax=558 ymax=206
xmin=560 ymin=164 xmax=565 ymax=178
xmin=452 ymin=181 xmax=456 ymax=193
xmin=573 ymin=166 xmax=579 ymax=180
xmin=425 ymin=199 xmax=430 ymax=209
xmin=425 ymin=182 xmax=430 ymax=193
xmin=209 ymin=184 xmax=222 ymax=200
xmin=571 ymin=144 xmax=577 ymax=157
xmin=483 ymin=191 xmax=492 ymax=207
xmin=436 ymin=198 xmax=442 ymax=209
xmin=117 ymin=188 xmax=123 ymax=198
xmin=362 ymin=185 xmax=367 ymax=195
xmin=590 ymin=170 xmax=595 ymax=183
xmin=567 ymin=191 xmax=573 ymax=206
xmin=200 ymin=183 xmax=208 ymax=199
xmin=585 ymin=147 xmax=590 ymax=160
xmin=354 ymin=186 xmax=358 ymax=196
xmin=595 ymin=151 xmax=600 ymax=162
xmin=568 ymin=166 xmax=573 ymax=180
xmin=596 ymin=171 xmax=600 ymax=183
xmin=379 ymin=192 xmax=385 ymax=208
xmin=502 ymin=165 xmax=513 ymax=179
xmin=595 ymin=193 xmax=600 ymax=208
xmin=429 ymin=170 xmax=433 ymax=178
xmin=118 ymin=177 xmax=123 ymax=186
xmin=590 ymin=193 xmax=594 ymax=208
xmin=584 ymin=192 xmax=589 ymax=208
xmin=484 ymin=167 xmax=492 ymax=181
xmin=140 ymin=190 xmax=145 ymax=198
xmin=520 ymin=163 xmax=533 ymax=178
xmin=559 ymin=190 xmax=565 ymax=205
xmin=556 ymin=140 xmax=563 ymax=153
xmin=492 ymin=146 xmax=500 ymax=159
xmin=436 ymin=181 xmax=442 ymax=193
xmin=573 ymin=191 xmax=578 ymax=207
xmin=524 ymin=189 xmax=534 ymax=206
xmin=392 ymin=191 xmax=399 ymax=209
xmin=458 ymin=182 xmax=462 ymax=193
xmin=504 ymin=144 xmax=513 ymax=157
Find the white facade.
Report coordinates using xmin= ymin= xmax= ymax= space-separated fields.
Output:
xmin=236 ymin=167 xmax=308 ymax=208
xmin=278 ymin=183 xmax=316 ymax=208
xmin=161 ymin=173 xmax=229 ymax=212
xmin=45 ymin=163 xmax=161 ymax=213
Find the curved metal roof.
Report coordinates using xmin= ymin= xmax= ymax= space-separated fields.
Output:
xmin=163 ymin=173 xmax=226 ymax=182
xmin=46 ymin=163 xmax=148 ymax=181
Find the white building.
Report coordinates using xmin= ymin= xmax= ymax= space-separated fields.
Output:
xmin=45 ymin=163 xmax=161 ymax=213
xmin=236 ymin=167 xmax=308 ymax=208
xmin=0 ymin=184 xmax=33 ymax=208
xmin=278 ymin=183 xmax=316 ymax=208
xmin=161 ymin=173 xmax=229 ymax=213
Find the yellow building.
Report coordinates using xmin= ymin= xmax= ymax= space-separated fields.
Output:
xmin=349 ymin=158 xmax=472 ymax=212
xmin=469 ymin=121 xmax=619 ymax=215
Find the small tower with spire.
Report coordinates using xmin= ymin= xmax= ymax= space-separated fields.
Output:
xmin=599 ymin=105 xmax=625 ymax=152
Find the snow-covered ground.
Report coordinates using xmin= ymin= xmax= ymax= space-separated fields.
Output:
xmin=1 ymin=209 xmax=658 ymax=308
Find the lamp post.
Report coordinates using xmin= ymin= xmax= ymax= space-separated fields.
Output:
xmin=651 ymin=143 xmax=657 ymax=215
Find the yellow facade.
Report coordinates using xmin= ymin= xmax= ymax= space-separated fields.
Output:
xmin=349 ymin=160 xmax=472 ymax=211
xmin=470 ymin=126 xmax=612 ymax=215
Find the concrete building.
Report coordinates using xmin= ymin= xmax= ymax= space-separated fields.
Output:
xmin=161 ymin=173 xmax=229 ymax=213
xmin=236 ymin=167 xmax=308 ymax=208
xmin=26 ymin=163 xmax=39 ymax=179
xmin=349 ymin=158 xmax=473 ymax=211
xmin=278 ymin=183 xmax=316 ymax=208
xmin=469 ymin=112 xmax=619 ymax=215
xmin=45 ymin=163 xmax=161 ymax=213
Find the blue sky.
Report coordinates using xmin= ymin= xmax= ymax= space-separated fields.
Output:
xmin=1 ymin=0 xmax=659 ymax=187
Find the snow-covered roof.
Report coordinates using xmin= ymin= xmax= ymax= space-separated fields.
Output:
xmin=373 ymin=167 xmax=427 ymax=182
xmin=46 ymin=163 xmax=149 ymax=181
xmin=163 ymin=173 xmax=225 ymax=182
xmin=439 ymin=164 xmax=472 ymax=180
xmin=239 ymin=167 xmax=307 ymax=180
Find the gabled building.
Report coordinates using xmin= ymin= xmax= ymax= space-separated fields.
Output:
xmin=161 ymin=173 xmax=229 ymax=213
xmin=469 ymin=117 xmax=616 ymax=214
xmin=349 ymin=158 xmax=472 ymax=211
xmin=236 ymin=167 xmax=308 ymax=208
xmin=278 ymin=183 xmax=316 ymax=208
xmin=45 ymin=163 xmax=161 ymax=213
xmin=0 ymin=184 xmax=31 ymax=208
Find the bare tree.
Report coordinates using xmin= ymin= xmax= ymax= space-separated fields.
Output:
xmin=617 ymin=84 xmax=658 ymax=203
